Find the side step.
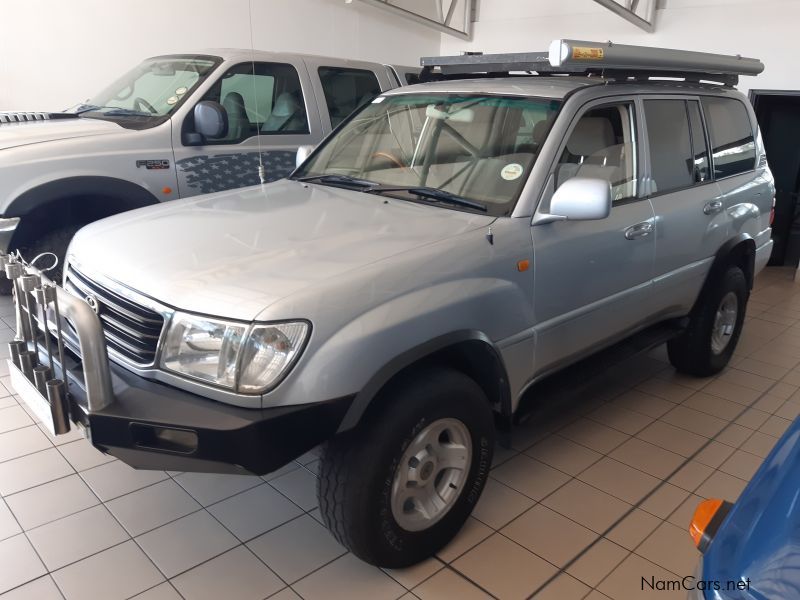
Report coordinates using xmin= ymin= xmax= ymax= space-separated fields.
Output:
xmin=513 ymin=320 xmax=685 ymax=427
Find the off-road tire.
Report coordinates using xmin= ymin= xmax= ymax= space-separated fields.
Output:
xmin=318 ymin=368 xmax=495 ymax=568
xmin=667 ymin=266 xmax=748 ymax=376
xmin=0 ymin=225 xmax=83 ymax=295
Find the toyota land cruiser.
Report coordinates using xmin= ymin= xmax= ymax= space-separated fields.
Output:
xmin=4 ymin=40 xmax=775 ymax=568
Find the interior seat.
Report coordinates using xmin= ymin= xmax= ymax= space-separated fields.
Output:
xmin=263 ymin=92 xmax=305 ymax=133
xmin=221 ymin=92 xmax=249 ymax=142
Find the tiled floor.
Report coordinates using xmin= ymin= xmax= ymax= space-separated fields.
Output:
xmin=1 ymin=267 xmax=799 ymax=600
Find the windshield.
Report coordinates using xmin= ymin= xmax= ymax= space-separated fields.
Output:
xmin=295 ymin=93 xmax=561 ymax=215
xmin=73 ymin=55 xmax=220 ymax=124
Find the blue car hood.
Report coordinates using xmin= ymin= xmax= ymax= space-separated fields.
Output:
xmin=703 ymin=420 xmax=800 ymax=600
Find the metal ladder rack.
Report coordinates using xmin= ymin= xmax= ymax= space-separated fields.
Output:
xmin=421 ymin=39 xmax=765 ymax=87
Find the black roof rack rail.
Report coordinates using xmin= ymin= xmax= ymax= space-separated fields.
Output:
xmin=420 ymin=40 xmax=764 ymax=88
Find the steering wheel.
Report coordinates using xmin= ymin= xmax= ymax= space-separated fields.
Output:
xmin=369 ymin=151 xmax=407 ymax=171
xmin=133 ymin=97 xmax=157 ymax=114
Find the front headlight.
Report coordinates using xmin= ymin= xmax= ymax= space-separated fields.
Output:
xmin=161 ymin=313 xmax=309 ymax=393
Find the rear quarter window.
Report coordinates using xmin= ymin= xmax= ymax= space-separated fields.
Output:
xmin=701 ymin=97 xmax=756 ymax=178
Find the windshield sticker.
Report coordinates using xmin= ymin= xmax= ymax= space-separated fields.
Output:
xmin=371 ymin=96 xmax=386 ymax=103
xmin=175 ymin=87 xmax=188 ymax=95
xmin=501 ymin=163 xmax=524 ymax=181
xmin=166 ymin=96 xmax=178 ymax=105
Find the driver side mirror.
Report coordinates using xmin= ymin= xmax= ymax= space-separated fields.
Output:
xmin=533 ymin=177 xmax=612 ymax=225
xmin=185 ymin=101 xmax=228 ymax=146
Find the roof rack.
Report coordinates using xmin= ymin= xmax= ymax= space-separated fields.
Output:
xmin=420 ymin=39 xmax=764 ymax=87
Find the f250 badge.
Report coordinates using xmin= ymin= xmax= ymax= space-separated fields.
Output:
xmin=136 ymin=159 xmax=170 ymax=170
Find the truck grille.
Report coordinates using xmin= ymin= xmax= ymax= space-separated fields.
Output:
xmin=64 ymin=268 xmax=164 ymax=366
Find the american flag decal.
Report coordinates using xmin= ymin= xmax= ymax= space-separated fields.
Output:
xmin=176 ymin=151 xmax=296 ymax=194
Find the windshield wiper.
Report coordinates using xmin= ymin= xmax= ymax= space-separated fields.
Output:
xmin=296 ymin=174 xmax=378 ymax=190
xmin=370 ymin=186 xmax=488 ymax=212
xmin=73 ymin=105 xmax=151 ymax=117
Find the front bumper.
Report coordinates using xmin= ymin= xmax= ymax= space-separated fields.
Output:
xmin=4 ymin=255 xmax=351 ymax=475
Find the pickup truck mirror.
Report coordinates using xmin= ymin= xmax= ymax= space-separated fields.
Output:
xmin=296 ymin=145 xmax=315 ymax=168
xmin=193 ymin=101 xmax=228 ymax=141
xmin=535 ymin=177 xmax=612 ymax=225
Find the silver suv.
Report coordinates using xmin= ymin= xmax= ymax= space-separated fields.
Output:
xmin=4 ymin=40 xmax=774 ymax=568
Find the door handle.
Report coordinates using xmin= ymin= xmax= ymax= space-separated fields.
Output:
xmin=624 ymin=221 xmax=653 ymax=240
xmin=704 ymin=200 xmax=724 ymax=215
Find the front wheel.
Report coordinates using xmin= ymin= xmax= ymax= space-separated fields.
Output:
xmin=667 ymin=265 xmax=748 ymax=376
xmin=318 ymin=368 xmax=495 ymax=567
xmin=0 ymin=225 xmax=82 ymax=295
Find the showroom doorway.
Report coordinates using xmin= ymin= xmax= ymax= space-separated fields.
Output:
xmin=750 ymin=90 xmax=800 ymax=266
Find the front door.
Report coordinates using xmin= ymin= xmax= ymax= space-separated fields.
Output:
xmin=532 ymin=98 xmax=656 ymax=375
xmin=172 ymin=59 xmax=323 ymax=197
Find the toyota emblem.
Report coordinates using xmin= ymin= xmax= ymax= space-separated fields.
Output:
xmin=85 ymin=294 xmax=100 ymax=314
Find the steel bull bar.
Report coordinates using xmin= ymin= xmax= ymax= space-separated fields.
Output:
xmin=1 ymin=252 xmax=113 ymax=437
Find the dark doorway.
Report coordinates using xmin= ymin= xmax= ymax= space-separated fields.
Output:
xmin=751 ymin=90 xmax=800 ymax=266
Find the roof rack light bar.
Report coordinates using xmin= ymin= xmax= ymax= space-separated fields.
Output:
xmin=421 ymin=39 xmax=764 ymax=87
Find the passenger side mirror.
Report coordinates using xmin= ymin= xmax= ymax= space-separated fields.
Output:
xmin=191 ymin=101 xmax=228 ymax=143
xmin=534 ymin=177 xmax=612 ymax=225
xmin=296 ymin=145 xmax=315 ymax=168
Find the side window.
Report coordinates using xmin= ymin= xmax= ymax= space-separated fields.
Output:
xmin=556 ymin=102 xmax=637 ymax=201
xmin=200 ymin=62 xmax=309 ymax=145
xmin=318 ymin=67 xmax=381 ymax=128
xmin=687 ymin=101 xmax=711 ymax=183
xmin=701 ymin=97 xmax=756 ymax=178
xmin=643 ymin=100 xmax=694 ymax=194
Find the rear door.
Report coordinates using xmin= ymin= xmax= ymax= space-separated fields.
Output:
xmin=303 ymin=57 xmax=394 ymax=134
xmin=643 ymin=96 xmax=728 ymax=316
xmin=172 ymin=58 xmax=323 ymax=197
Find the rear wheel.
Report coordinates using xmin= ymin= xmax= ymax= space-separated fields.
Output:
xmin=667 ymin=266 xmax=748 ymax=376
xmin=318 ymin=368 xmax=494 ymax=567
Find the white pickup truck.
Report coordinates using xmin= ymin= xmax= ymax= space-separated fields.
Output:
xmin=0 ymin=49 xmax=415 ymax=287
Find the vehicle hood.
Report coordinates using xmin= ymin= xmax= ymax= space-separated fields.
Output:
xmin=68 ymin=179 xmax=495 ymax=321
xmin=702 ymin=415 xmax=800 ymax=600
xmin=0 ymin=116 xmax=123 ymax=151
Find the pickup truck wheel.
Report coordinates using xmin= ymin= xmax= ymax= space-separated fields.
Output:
xmin=667 ymin=266 xmax=747 ymax=376
xmin=318 ymin=368 xmax=494 ymax=568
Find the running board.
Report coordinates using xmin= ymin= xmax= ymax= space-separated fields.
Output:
xmin=513 ymin=320 xmax=685 ymax=427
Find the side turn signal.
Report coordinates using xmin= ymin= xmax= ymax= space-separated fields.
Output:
xmin=689 ymin=498 xmax=732 ymax=553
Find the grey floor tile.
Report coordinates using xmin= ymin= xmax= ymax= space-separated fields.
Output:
xmin=51 ymin=540 xmax=163 ymax=600
xmin=136 ymin=510 xmax=238 ymax=578
xmin=172 ymin=545 xmax=284 ymax=600
xmin=106 ymin=479 xmax=200 ymax=536
xmin=0 ymin=448 xmax=73 ymax=496
xmin=565 ymin=538 xmax=628 ymax=587
xmin=414 ymin=568 xmax=492 ymax=599
xmin=247 ymin=514 xmax=344 ymax=584
xmin=541 ymin=479 xmax=632 ymax=535
xmin=490 ymin=454 xmax=571 ymax=501
xmin=0 ymin=425 xmax=51 ymax=463
xmin=530 ymin=572 xmax=591 ymax=600
xmin=0 ymin=497 xmax=21 ymax=541
xmin=26 ymin=504 xmax=128 ymax=571
xmin=0 ymin=575 xmax=62 ymax=600
xmin=524 ymin=434 xmax=602 ymax=476
xmin=174 ymin=472 xmax=262 ymax=506
xmin=0 ymin=406 xmax=34 ymax=434
xmin=383 ymin=557 xmax=443 ymax=589
xmin=0 ymin=534 xmax=47 ymax=594
xmin=435 ymin=517 xmax=493 ymax=563
xmin=80 ymin=459 xmax=168 ymax=501
xmin=577 ymin=457 xmax=661 ymax=505
xmin=5 ymin=474 xmax=98 ymax=530
xmin=268 ymin=467 xmax=319 ymax=511
xmin=452 ymin=533 xmax=559 ymax=600
xmin=471 ymin=478 xmax=534 ymax=530
xmin=57 ymin=438 xmax=115 ymax=472
xmin=207 ymin=483 xmax=303 ymax=542
xmin=293 ymin=553 xmax=405 ymax=600
xmin=132 ymin=582 xmax=183 ymax=600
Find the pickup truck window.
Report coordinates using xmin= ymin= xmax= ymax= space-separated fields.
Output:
xmin=79 ymin=55 xmax=220 ymax=127
xmin=200 ymin=62 xmax=309 ymax=144
xmin=295 ymin=93 xmax=561 ymax=216
xmin=318 ymin=67 xmax=381 ymax=128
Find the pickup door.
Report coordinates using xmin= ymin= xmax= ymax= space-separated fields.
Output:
xmin=172 ymin=57 xmax=394 ymax=197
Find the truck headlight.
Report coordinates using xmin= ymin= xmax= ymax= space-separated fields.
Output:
xmin=161 ymin=313 xmax=309 ymax=393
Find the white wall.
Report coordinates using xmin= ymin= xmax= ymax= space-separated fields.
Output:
xmin=442 ymin=0 xmax=799 ymax=96
xmin=0 ymin=0 xmax=440 ymax=111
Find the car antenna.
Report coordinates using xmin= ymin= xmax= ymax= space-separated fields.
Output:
xmin=248 ymin=0 xmax=267 ymax=185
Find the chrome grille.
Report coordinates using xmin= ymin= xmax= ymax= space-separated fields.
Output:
xmin=64 ymin=268 xmax=164 ymax=366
